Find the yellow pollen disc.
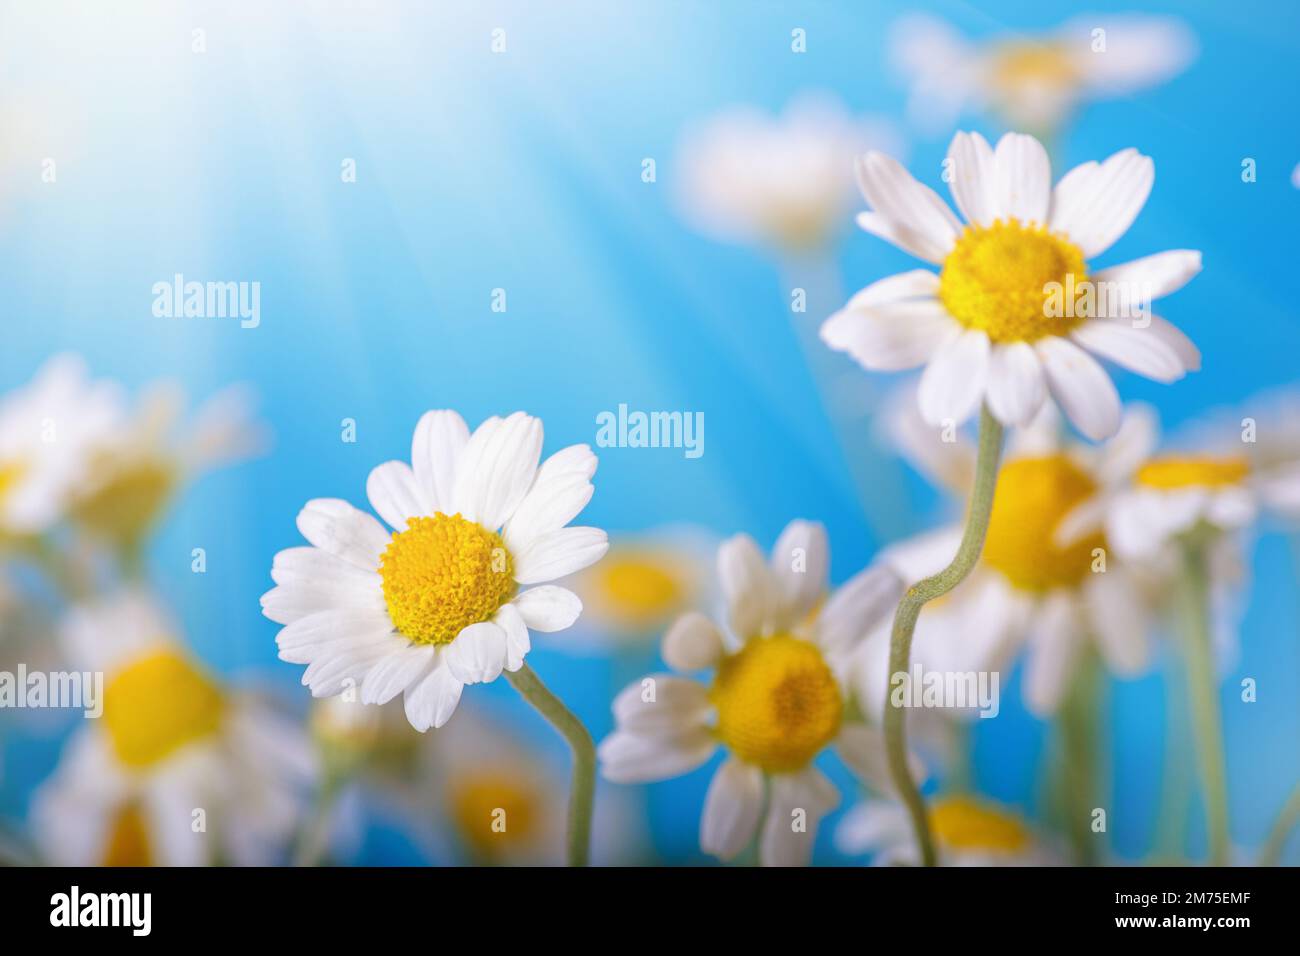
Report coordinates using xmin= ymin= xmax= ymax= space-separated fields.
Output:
xmin=929 ymin=796 xmax=1030 ymax=853
xmin=940 ymin=219 xmax=1088 ymax=343
xmin=1135 ymin=456 xmax=1251 ymax=490
xmin=710 ymin=633 xmax=842 ymax=773
xmin=379 ymin=512 xmax=516 ymax=645
xmin=103 ymin=651 xmax=226 ymax=769
xmin=72 ymin=456 xmax=177 ymax=543
xmin=595 ymin=552 xmax=685 ymax=624
xmin=983 ymin=454 xmax=1105 ymax=592
xmin=449 ymin=772 xmax=540 ymax=857
xmin=989 ymin=42 xmax=1081 ymax=97
xmin=103 ymin=803 xmax=152 ymax=866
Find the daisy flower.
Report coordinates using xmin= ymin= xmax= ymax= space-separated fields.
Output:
xmin=32 ymin=591 xmax=314 ymax=866
xmin=889 ymin=13 xmax=1196 ymax=135
xmin=263 ymin=410 xmax=608 ymax=733
xmin=676 ymin=95 xmax=903 ymax=253
xmin=836 ymin=794 xmax=1060 ymax=866
xmin=0 ymin=354 xmax=123 ymax=537
xmin=821 ymin=130 xmax=1202 ymax=441
xmin=599 ymin=520 xmax=907 ymax=866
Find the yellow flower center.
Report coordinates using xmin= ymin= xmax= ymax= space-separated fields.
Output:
xmin=710 ymin=634 xmax=842 ymax=773
xmin=989 ymin=42 xmax=1081 ymax=97
xmin=379 ymin=512 xmax=516 ymax=645
xmin=103 ymin=650 xmax=226 ymax=769
xmin=449 ymin=772 xmax=541 ymax=858
xmin=929 ymin=796 xmax=1030 ymax=853
xmin=0 ymin=460 xmax=25 ymax=503
xmin=103 ymin=803 xmax=152 ymax=866
xmin=983 ymin=455 xmax=1105 ymax=592
xmin=595 ymin=552 xmax=685 ymax=626
xmin=71 ymin=455 xmax=177 ymax=543
xmin=1135 ymin=456 xmax=1251 ymax=490
xmin=940 ymin=219 xmax=1088 ymax=343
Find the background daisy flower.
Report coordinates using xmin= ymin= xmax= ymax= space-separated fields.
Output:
xmin=263 ymin=410 xmax=608 ymax=733
xmin=598 ymin=519 xmax=908 ymax=865
xmin=31 ymin=591 xmax=314 ymax=866
xmin=821 ymin=130 xmax=1202 ymax=441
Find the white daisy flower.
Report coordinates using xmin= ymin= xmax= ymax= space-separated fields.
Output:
xmin=889 ymin=13 xmax=1196 ymax=135
xmin=676 ymin=94 xmax=903 ymax=252
xmin=263 ymin=410 xmax=608 ymax=733
xmin=32 ymin=591 xmax=315 ymax=866
xmin=599 ymin=520 xmax=907 ymax=866
xmin=880 ymin=401 xmax=1160 ymax=716
xmin=836 ymin=794 xmax=1060 ymax=866
xmin=0 ymin=355 xmax=123 ymax=536
xmin=821 ymin=130 xmax=1202 ymax=441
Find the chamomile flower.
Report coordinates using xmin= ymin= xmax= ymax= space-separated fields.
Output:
xmin=0 ymin=355 xmax=123 ymax=537
xmin=676 ymin=95 xmax=903 ymax=252
xmin=836 ymin=794 xmax=1059 ymax=866
xmin=263 ymin=410 xmax=608 ymax=733
xmin=32 ymin=591 xmax=314 ymax=866
xmin=821 ymin=130 xmax=1202 ymax=441
xmin=888 ymin=13 xmax=1196 ymax=135
xmin=599 ymin=520 xmax=906 ymax=866
xmin=881 ymin=401 xmax=1160 ymax=716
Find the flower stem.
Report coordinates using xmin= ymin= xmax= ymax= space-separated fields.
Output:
xmin=1058 ymin=643 xmax=1101 ymax=865
xmin=505 ymin=662 xmax=596 ymax=866
xmin=884 ymin=404 xmax=1004 ymax=866
xmin=1179 ymin=535 xmax=1230 ymax=866
xmin=1259 ymin=783 xmax=1300 ymax=867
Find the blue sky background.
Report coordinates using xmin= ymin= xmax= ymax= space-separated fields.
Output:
xmin=1 ymin=0 xmax=1297 ymax=864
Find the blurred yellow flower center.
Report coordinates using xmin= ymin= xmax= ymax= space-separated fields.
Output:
xmin=0 ymin=460 xmax=25 ymax=503
xmin=930 ymin=796 xmax=1030 ymax=853
xmin=449 ymin=771 xmax=540 ymax=858
xmin=1135 ymin=456 xmax=1251 ymax=490
xmin=103 ymin=651 xmax=225 ymax=768
xmin=597 ymin=552 xmax=684 ymax=623
xmin=989 ymin=42 xmax=1080 ymax=97
xmin=983 ymin=455 xmax=1105 ymax=592
xmin=379 ymin=513 xmax=515 ymax=645
xmin=72 ymin=456 xmax=176 ymax=543
xmin=710 ymin=633 xmax=842 ymax=773
xmin=940 ymin=219 xmax=1088 ymax=342
xmin=103 ymin=804 xmax=152 ymax=866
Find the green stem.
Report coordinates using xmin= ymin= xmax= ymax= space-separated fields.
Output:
xmin=884 ymin=404 xmax=1004 ymax=866
xmin=1179 ymin=535 xmax=1230 ymax=866
xmin=1259 ymin=784 xmax=1300 ymax=867
xmin=292 ymin=764 xmax=348 ymax=867
xmin=1058 ymin=644 xmax=1100 ymax=865
xmin=505 ymin=662 xmax=596 ymax=866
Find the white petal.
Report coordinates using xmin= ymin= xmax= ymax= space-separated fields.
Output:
xmin=992 ymin=132 xmax=1052 ymax=225
xmin=451 ymin=412 xmax=544 ymax=529
xmin=366 ymin=460 xmax=428 ymax=532
xmin=945 ymin=130 xmax=998 ymax=227
xmin=495 ymin=602 xmax=531 ymax=672
xmin=274 ymin=606 xmax=395 ymax=661
xmin=270 ymin=545 xmax=381 ymax=595
xmin=835 ymin=801 xmax=911 ymax=857
xmin=821 ymin=298 xmax=960 ymax=372
xmin=611 ymin=675 xmax=712 ymax=735
xmin=855 ymin=211 xmax=951 ymax=264
xmin=769 ymin=520 xmax=828 ymax=627
xmin=1106 ymin=488 xmax=1206 ymax=559
xmin=410 ymin=410 xmax=470 ymax=513
xmin=700 ymin=758 xmax=764 ymax=861
xmin=883 ymin=386 xmax=975 ymax=491
xmin=855 ymin=151 xmax=961 ymax=253
xmin=444 ymin=621 xmax=508 ymax=684
xmin=1083 ymin=572 xmax=1150 ymax=677
xmin=1096 ymin=403 xmax=1159 ymax=485
xmin=1144 ymin=315 xmax=1201 ymax=372
xmin=759 ymin=768 xmax=839 ymax=866
xmin=360 ymin=643 xmax=437 ymax=705
xmin=985 ymin=342 xmax=1047 ymax=426
xmin=917 ymin=328 xmax=990 ymax=427
xmin=403 ymin=659 xmax=463 ymax=731
xmin=1035 ymin=336 xmax=1121 ymax=441
xmin=512 ymin=585 xmax=583 ymax=632
xmin=1049 ymin=148 xmax=1154 ymax=258
xmin=843 ymin=269 xmax=940 ymax=310
xmin=503 ymin=444 xmax=597 ymax=554
xmin=662 ymin=611 xmax=725 ymax=671
xmin=816 ymin=565 xmax=903 ymax=654
xmin=1023 ymin=594 xmax=1082 ymax=717
xmin=1207 ymin=488 xmax=1256 ymax=528
xmin=1070 ymin=319 xmax=1189 ymax=384
xmin=835 ymin=723 xmax=925 ymax=796
xmin=1092 ymin=250 xmax=1202 ymax=309
xmin=295 ymin=498 xmax=389 ymax=571
xmin=597 ymin=728 xmax=716 ymax=784
xmin=718 ymin=533 xmax=778 ymax=638
xmin=512 ymin=526 xmax=609 ymax=584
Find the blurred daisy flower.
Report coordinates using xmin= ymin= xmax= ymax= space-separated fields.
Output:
xmin=263 ymin=410 xmax=608 ymax=732
xmin=0 ymin=355 xmax=122 ymax=538
xmin=822 ymin=130 xmax=1201 ymax=441
xmin=599 ymin=520 xmax=909 ymax=865
xmin=32 ymin=591 xmax=314 ymax=865
xmin=675 ymin=95 xmax=903 ymax=253
xmin=836 ymin=794 xmax=1059 ymax=866
xmin=889 ymin=13 xmax=1196 ymax=136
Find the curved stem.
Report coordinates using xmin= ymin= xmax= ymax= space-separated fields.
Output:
xmin=505 ymin=662 xmax=596 ymax=866
xmin=1260 ymin=784 xmax=1300 ymax=867
xmin=1179 ymin=536 xmax=1230 ymax=866
xmin=884 ymin=405 xmax=1004 ymax=866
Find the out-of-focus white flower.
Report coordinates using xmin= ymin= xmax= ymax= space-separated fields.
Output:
xmin=0 ymin=355 xmax=123 ymax=536
xmin=836 ymin=794 xmax=1060 ymax=866
xmin=31 ymin=591 xmax=315 ymax=866
xmin=676 ymin=95 xmax=903 ymax=252
xmin=599 ymin=519 xmax=909 ymax=866
xmin=889 ymin=13 xmax=1196 ymax=134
